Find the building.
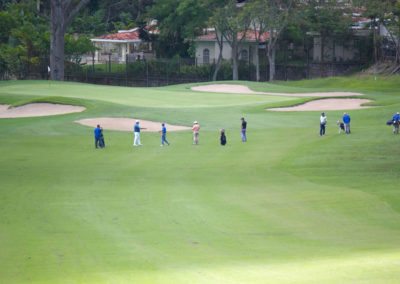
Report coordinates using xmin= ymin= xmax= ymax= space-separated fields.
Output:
xmin=90 ymin=25 xmax=157 ymax=63
xmin=194 ymin=29 xmax=269 ymax=65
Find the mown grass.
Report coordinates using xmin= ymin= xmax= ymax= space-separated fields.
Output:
xmin=0 ymin=76 xmax=400 ymax=283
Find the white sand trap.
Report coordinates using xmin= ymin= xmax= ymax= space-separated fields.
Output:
xmin=191 ymin=84 xmax=364 ymax=97
xmin=75 ymin=117 xmax=191 ymax=132
xmin=0 ymin=103 xmax=85 ymax=118
xmin=268 ymin=99 xmax=373 ymax=112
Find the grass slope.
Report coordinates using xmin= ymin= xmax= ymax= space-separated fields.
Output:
xmin=0 ymin=77 xmax=400 ymax=283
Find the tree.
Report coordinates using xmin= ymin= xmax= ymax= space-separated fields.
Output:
xmin=265 ymin=0 xmax=294 ymax=81
xmin=209 ymin=12 xmax=226 ymax=81
xmin=358 ymin=0 xmax=400 ymax=64
xmin=392 ymin=1 xmax=400 ymax=63
xmin=241 ymin=0 xmax=295 ymax=81
xmin=304 ymin=1 xmax=352 ymax=65
xmin=50 ymin=0 xmax=90 ymax=80
xmin=147 ymin=0 xmax=209 ymax=57
xmin=243 ymin=0 xmax=268 ymax=81
xmin=0 ymin=1 xmax=49 ymax=78
xmin=219 ymin=0 xmax=250 ymax=80
xmin=208 ymin=0 xmax=232 ymax=81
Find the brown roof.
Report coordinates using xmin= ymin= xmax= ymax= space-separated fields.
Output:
xmin=196 ymin=30 xmax=269 ymax=42
xmin=94 ymin=29 xmax=141 ymax=42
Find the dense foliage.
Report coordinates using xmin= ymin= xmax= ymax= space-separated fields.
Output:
xmin=0 ymin=0 xmax=398 ymax=80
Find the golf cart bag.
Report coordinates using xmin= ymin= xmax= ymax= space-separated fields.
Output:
xmin=99 ymin=136 xmax=105 ymax=148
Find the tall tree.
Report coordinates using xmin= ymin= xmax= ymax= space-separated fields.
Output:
xmin=209 ymin=13 xmax=226 ymax=81
xmin=392 ymin=1 xmax=400 ymax=63
xmin=243 ymin=0 xmax=268 ymax=81
xmin=243 ymin=0 xmax=295 ymax=81
xmin=219 ymin=0 xmax=250 ymax=80
xmin=0 ymin=1 xmax=49 ymax=78
xmin=265 ymin=0 xmax=294 ymax=81
xmin=356 ymin=0 xmax=399 ymax=63
xmin=50 ymin=0 xmax=90 ymax=80
xmin=304 ymin=1 xmax=352 ymax=64
xmin=147 ymin=0 xmax=209 ymax=57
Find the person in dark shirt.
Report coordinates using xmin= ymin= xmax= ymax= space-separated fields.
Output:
xmin=241 ymin=117 xmax=247 ymax=142
xmin=220 ymin=129 xmax=227 ymax=146
xmin=133 ymin=120 xmax=142 ymax=146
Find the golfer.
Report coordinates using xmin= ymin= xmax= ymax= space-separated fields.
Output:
xmin=94 ymin=124 xmax=102 ymax=149
xmin=392 ymin=112 xmax=400 ymax=134
xmin=241 ymin=117 xmax=247 ymax=142
xmin=343 ymin=112 xmax=351 ymax=134
xmin=160 ymin=123 xmax=170 ymax=146
xmin=133 ymin=120 xmax=144 ymax=146
xmin=220 ymin=129 xmax=227 ymax=146
xmin=192 ymin=121 xmax=200 ymax=145
xmin=320 ymin=112 xmax=327 ymax=136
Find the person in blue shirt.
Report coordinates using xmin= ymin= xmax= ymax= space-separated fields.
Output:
xmin=392 ymin=112 xmax=400 ymax=134
xmin=133 ymin=120 xmax=143 ymax=146
xmin=342 ymin=112 xmax=351 ymax=134
xmin=159 ymin=123 xmax=170 ymax=146
xmin=94 ymin=124 xmax=102 ymax=149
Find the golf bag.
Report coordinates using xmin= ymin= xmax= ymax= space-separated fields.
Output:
xmin=99 ymin=135 xmax=105 ymax=148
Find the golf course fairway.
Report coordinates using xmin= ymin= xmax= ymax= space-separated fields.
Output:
xmin=0 ymin=77 xmax=399 ymax=283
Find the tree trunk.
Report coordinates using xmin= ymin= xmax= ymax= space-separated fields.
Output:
xmin=373 ymin=18 xmax=379 ymax=63
xmin=268 ymin=46 xmax=276 ymax=82
xmin=50 ymin=0 xmax=65 ymax=81
xmin=320 ymin=36 xmax=325 ymax=77
xmin=213 ymin=52 xmax=223 ymax=81
xmin=232 ymin=40 xmax=238 ymax=80
xmin=50 ymin=0 xmax=90 ymax=81
xmin=212 ymin=32 xmax=224 ymax=81
xmin=255 ymin=44 xmax=260 ymax=81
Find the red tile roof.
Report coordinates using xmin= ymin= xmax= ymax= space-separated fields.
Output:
xmin=196 ymin=30 xmax=269 ymax=42
xmin=94 ymin=29 xmax=141 ymax=42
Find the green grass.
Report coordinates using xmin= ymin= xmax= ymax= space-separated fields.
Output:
xmin=0 ymin=76 xmax=400 ymax=283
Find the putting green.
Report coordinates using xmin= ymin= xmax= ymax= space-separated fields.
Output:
xmin=0 ymin=77 xmax=399 ymax=283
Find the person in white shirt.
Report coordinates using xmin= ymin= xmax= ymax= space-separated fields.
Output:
xmin=320 ymin=112 xmax=327 ymax=136
xmin=192 ymin=121 xmax=200 ymax=145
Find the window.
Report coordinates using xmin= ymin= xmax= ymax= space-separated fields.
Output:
xmin=203 ymin=49 xmax=210 ymax=64
xmin=240 ymin=49 xmax=248 ymax=62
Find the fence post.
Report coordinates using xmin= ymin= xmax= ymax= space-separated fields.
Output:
xmin=125 ymin=54 xmax=128 ymax=86
xmin=166 ymin=60 xmax=169 ymax=85
xmin=146 ymin=60 xmax=149 ymax=87
xmin=92 ymin=52 xmax=95 ymax=73
xmin=108 ymin=53 xmax=111 ymax=73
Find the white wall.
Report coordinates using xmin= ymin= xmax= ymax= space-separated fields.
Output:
xmin=195 ymin=41 xmax=257 ymax=65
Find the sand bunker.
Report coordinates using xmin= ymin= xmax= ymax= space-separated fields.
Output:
xmin=0 ymin=103 xmax=85 ymax=118
xmin=191 ymin=84 xmax=364 ymax=97
xmin=75 ymin=117 xmax=191 ymax=132
xmin=268 ymin=99 xmax=373 ymax=112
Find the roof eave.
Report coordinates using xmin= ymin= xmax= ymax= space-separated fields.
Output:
xmin=91 ymin=39 xmax=142 ymax=43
